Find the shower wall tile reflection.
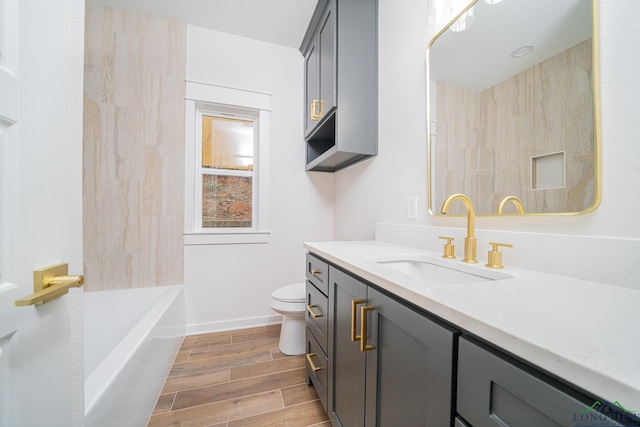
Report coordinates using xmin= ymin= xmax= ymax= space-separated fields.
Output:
xmin=434 ymin=39 xmax=593 ymax=215
xmin=83 ymin=4 xmax=186 ymax=290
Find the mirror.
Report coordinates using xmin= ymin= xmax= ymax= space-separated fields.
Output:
xmin=427 ymin=0 xmax=600 ymax=216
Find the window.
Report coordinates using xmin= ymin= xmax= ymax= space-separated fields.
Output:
xmin=185 ymin=82 xmax=270 ymax=245
xmin=200 ymin=114 xmax=255 ymax=228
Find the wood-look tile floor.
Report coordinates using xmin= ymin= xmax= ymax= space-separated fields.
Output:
xmin=147 ymin=324 xmax=331 ymax=427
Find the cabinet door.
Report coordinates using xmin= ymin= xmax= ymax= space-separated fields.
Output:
xmin=304 ymin=3 xmax=335 ymax=137
xmin=317 ymin=3 xmax=335 ymax=120
xmin=329 ymin=266 xmax=368 ymax=427
xmin=304 ymin=41 xmax=318 ymax=136
xmin=457 ymin=337 xmax=628 ymax=427
xmin=364 ymin=287 xmax=458 ymax=427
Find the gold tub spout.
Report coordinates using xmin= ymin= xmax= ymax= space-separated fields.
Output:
xmin=440 ymin=194 xmax=477 ymax=263
xmin=497 ymin=196 xmax=525 ymax=215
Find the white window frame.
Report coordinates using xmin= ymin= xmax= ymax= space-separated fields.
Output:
xmin=184 ymin=81 xmax=270 ymax=245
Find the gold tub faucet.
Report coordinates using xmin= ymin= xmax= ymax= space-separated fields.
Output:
xmin=440 ymin=193 xmax=477 ymax=263
xmin=497 ymin=196 xmax=525 ymax=215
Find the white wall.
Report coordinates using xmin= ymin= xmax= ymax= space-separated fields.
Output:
xmin=184 ymin=26 xmax=334 ymax=333
xmin=335 ymin=0 xmax=640 ymax=243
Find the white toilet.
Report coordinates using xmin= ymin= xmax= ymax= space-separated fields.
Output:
xmin=269 ymin=282 xmax=306 ymax=355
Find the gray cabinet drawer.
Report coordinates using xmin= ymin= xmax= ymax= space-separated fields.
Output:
xmin=306 ymin=328 xmax=328 ymax=411
xmin=306 ymin=253 xmax=328 ymax=295
xmin=306 ymin=281 xmax=328 ymax=353
xmin=457 ymin=337 xmax=626 ymax=427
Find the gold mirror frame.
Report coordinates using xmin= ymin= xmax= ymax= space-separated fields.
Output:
xmin=427 ymin=0 xmax=601 ymax=217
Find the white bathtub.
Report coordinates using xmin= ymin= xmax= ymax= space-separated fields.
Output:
xmin=84 ymin=285 xmax=185 ymax=426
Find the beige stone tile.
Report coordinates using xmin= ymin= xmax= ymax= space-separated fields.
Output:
xmin=83 ymin=2 xmax=186 ymax=290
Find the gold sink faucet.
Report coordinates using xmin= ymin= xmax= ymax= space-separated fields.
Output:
xmin=441 ymin=193 xmax=477 ymax=263
xmin=497 ymin=196 xmax=525 ymax=214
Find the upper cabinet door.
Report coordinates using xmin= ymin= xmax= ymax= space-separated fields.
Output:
xmin=303 ymin=2 xmax=335 ymax=138
xmin=304 ymin=42 xmax=319 ymax=136
xmin=317 ymin=5 xmax=335 ymax=123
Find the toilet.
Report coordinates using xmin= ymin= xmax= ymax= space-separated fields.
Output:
xmin=269 ymin=282 xmax=306 ymax=355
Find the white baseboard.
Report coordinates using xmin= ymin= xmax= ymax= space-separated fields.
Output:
xmin=185 ymin=314 xmax=283 ymax=336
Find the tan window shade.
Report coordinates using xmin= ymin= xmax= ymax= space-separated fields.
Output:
xmin=202 ymin=115 xmax=254 ymax=170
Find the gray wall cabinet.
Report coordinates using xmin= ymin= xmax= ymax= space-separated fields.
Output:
xmin=300 ymin=0 xmax=378 ymax=172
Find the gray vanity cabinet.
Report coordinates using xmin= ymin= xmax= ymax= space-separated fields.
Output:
xmin=307 ymin=250 xmax=634 ymax=427
xmin=456 ymin=337 xmax=627 ymax=427
xmin=300 ymin=0 xmax=378 ymax=172
xmin=328 ymin=265 xmax=457 ymax=427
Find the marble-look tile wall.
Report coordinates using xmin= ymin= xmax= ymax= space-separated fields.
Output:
xmin=83 ymin=4 xmax=186 ymax=290
xmin=433 ymin=39 xmax=594 ymax=215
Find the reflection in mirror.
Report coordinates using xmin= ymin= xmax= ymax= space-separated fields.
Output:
xmin=427 ymin=0 xmax=600 ymax=216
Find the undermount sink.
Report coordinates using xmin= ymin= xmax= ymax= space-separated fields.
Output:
xmin=371 ymin=255 xmax=512 ymax=285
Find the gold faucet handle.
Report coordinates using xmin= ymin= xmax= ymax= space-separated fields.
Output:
xmin=438 ymin=236 xmax=456 ymax=259
xmin=486 ymin=242 xmax=513 ymax=269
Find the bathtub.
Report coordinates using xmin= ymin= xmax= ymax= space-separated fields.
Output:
xmin=84 ymin=285 xmax=185 ymax=426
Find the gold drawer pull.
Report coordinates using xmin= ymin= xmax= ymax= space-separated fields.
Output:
xmin=360 ymin=306 xmax=375 ymax=352
xmin=306 ymin=305 xmax=323 ymax=318
xmin=350 ymin=299 xmax=365 ymax=342
xmin=306 ymin=353 xmax=323 ymax=371
xmin=310 ymin=269 xmax=322 ymax=276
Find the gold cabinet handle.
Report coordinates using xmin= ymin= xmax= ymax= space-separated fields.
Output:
xmin=311 ymin=269 xmax=322 ymax=276
xmin=351 ymin=299 xmax=365 ymax=342
xmin=311 ymin=99 xmax=324 ymax=121
xmin=306 ymin=304 xmax=323 ymax=318
xmin=360 ymin=306 xmax=375 ymax=352
xmin=306 ymin=353 xmax=323 ymax=371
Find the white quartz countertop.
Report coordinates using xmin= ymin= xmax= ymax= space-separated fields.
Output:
xmin=304 ymin=240 xmax=640 ymax=406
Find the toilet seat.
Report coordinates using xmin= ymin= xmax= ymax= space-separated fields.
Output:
xmin=271 ymin=283 xmax=305 ymax=303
